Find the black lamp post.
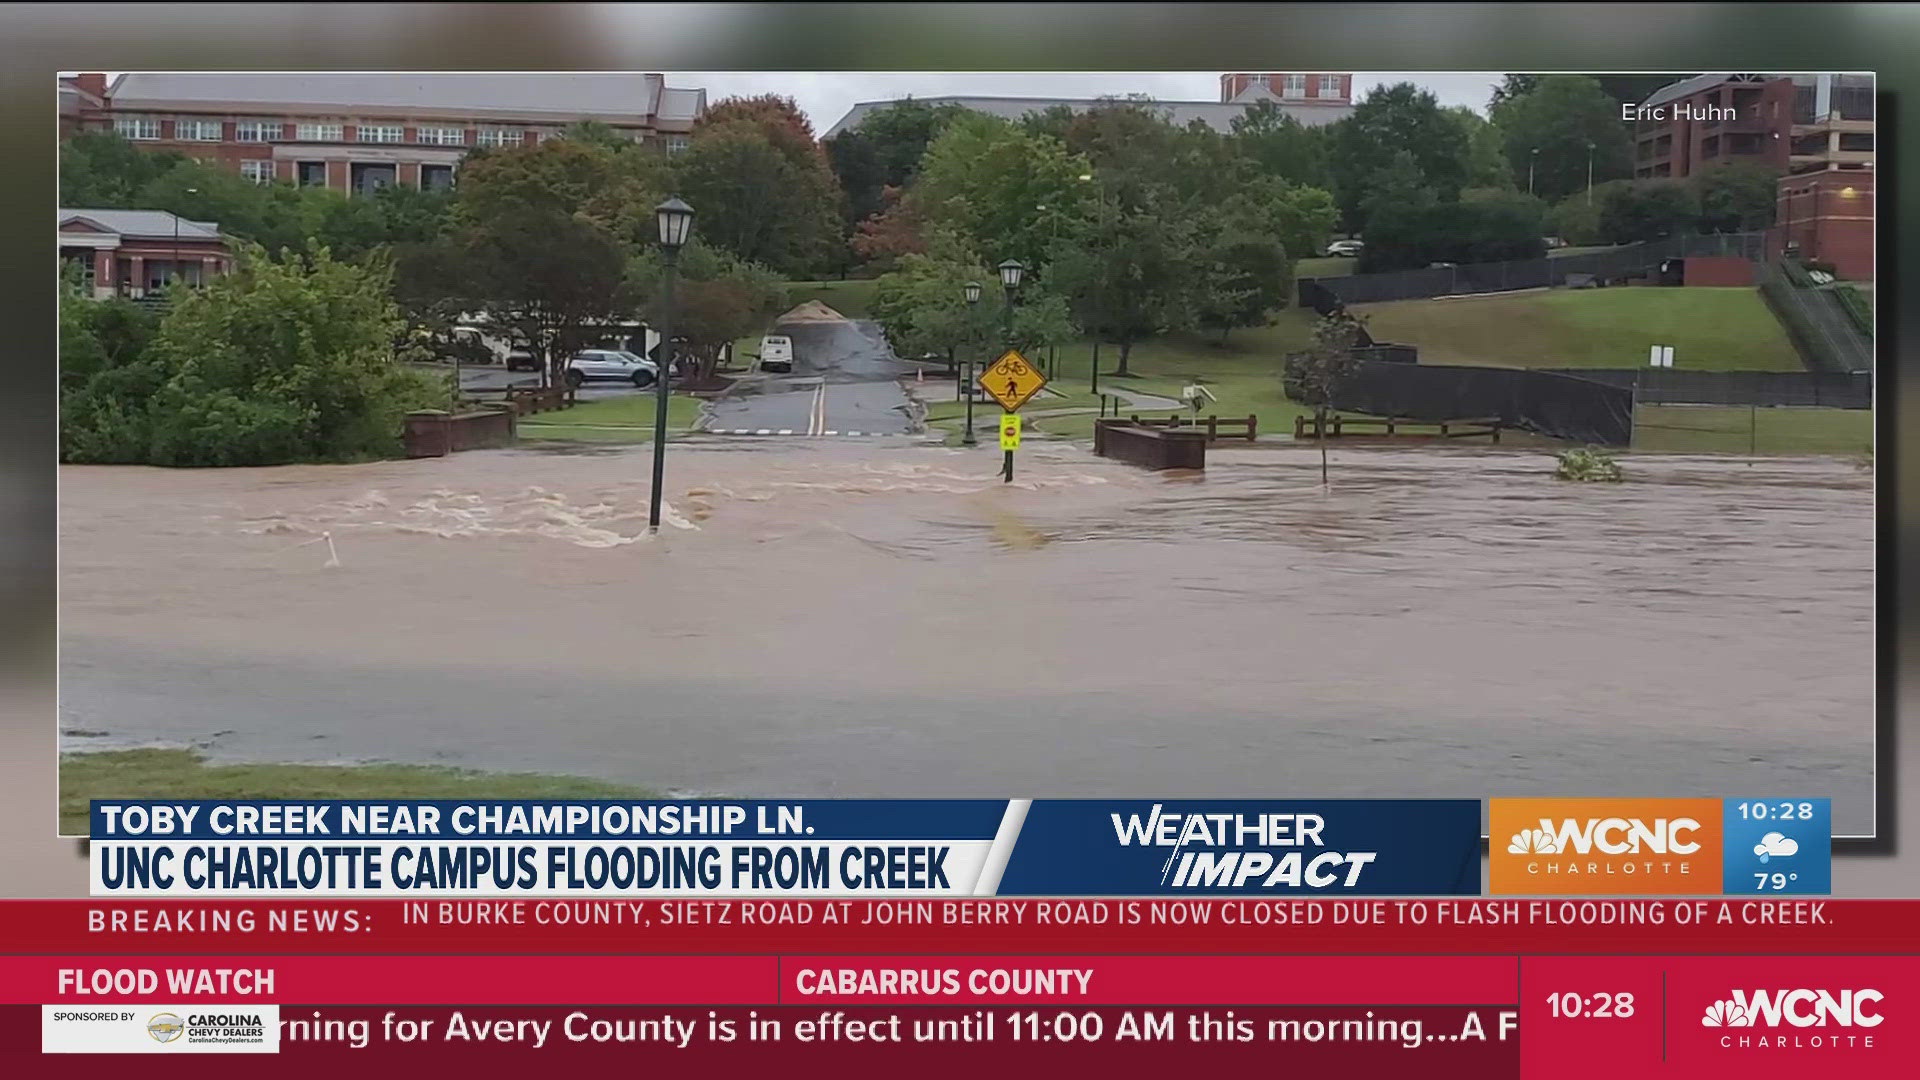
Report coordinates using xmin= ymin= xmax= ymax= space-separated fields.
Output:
xmin=648 ymin=196 xmax=694 ymax=535
xmin=997 ymin=259 xmax=1024 ymax=482
xmin=961 ymin=281 xmax=982 ymax=446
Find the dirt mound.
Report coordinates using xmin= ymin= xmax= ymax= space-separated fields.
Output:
xmin=776 ymin=300 xmax=849 ymax=324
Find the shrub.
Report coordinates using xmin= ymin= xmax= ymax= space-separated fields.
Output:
xmin=1554 ymin=447 xmax=1624 ymax=482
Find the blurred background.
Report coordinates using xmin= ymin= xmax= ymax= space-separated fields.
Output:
xmin=1 ymin=3 xmax=1913 ymax=893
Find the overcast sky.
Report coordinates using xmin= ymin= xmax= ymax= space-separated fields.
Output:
xmin=670 ymin=71 xmax=1506 ymax=131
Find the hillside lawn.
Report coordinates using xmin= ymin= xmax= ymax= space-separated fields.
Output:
xmin=1356 ymin=287 xmax=1801 ymax=371
xmin=514 ymin=390 xmax=706 ymax=443
xmin=781 ymin=278 xmax=880 ymax=319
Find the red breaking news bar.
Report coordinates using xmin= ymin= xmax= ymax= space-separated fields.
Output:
xmin=0 ymin=898 xmax=1887 ymax=954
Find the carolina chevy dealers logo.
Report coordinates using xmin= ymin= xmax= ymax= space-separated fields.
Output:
xmin=1488 ymin=799 xmax=1721 ymax=894
xmin=41 ymin=1005 xmax=280 ymax=1054
xmin=1701 ymin=989 xmax=1883 ymax=1050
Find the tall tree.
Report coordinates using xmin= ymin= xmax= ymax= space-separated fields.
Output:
xmin=1694 ymin=162 xmax=1779 ymax=233
xmin=1047 ymin=182 xmax=1195 ymax=375
xmin=1488 ymin=75 xmax=1633 ymax=202
xmin=1229 ymin=100 xmax=1332 ymax=189
xmin=1598 ymin=180 xmax=1700 ymax=243
xmin=1328 ymin=82 xmax=1470 ymax=230
xmin=674 ymin=123 xmax=841 ymax=276
xmin=1447 ymin=106 xmax=1516 ymax=189
xmin=914 ymin=111 xmax=1096 ymax=274
xmin=824 ymin=99 xmax=966 ymax=233
xmin=629 ymin=241 xmax=788 ymax=384
xmin=60 ymin=132 xmax=186 ymax=206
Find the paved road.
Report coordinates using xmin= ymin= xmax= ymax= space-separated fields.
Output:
xmin=709 ymin=320 xmax=917 ymax=436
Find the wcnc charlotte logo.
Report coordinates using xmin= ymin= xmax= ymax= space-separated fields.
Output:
xmin=1700 ymin=987 xmax=1883 ymax=1051
xmin=1489 ymin=799 xmax=1721 ymax=894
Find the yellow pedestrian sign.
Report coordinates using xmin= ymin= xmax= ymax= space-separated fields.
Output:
xmin=999 ymin=414 xmax=1021 ymax=450
xmin=978 ymin=349 xmax=1047 ymax=412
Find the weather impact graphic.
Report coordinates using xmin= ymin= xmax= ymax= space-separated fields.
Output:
xmin=1721 ymin=798 xmax=1831 ymax=895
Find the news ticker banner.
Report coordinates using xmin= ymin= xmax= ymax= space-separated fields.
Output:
xmin=87 ymin=797 xmax=1831 ymax=898
xmin=4 ymin=901 xmax=1916 ymax=1078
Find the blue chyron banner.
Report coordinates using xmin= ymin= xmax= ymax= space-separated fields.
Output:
xmin=88 ymin=798 xmax=1483 ymax=897
xmin=996 ymin=800 xmax=1483 ymax=896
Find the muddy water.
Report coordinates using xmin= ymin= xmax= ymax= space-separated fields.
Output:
xmin=59 ymin=441 xmax=1876 ymax=832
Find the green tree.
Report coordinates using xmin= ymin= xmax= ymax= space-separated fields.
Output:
xmin=60 ymin=132 xmax=186 ymax=206
xmin=914 ymin=111 xmax=1096 ymax=274
xmin=1328 ymin=83 xmax=1469 ymax=230
xmin=673 ymin=122 xmax=841 ymax=276
xmin=1282 ymin=308 xmax=1368 ymax=486
xmin=1488 ymin=76 xmax=1633 ymax=202
xmin=825 ymin=99 xmax=968 ymax=234
xmin=1599 ymin=180 xmax=1700 ymax=243
xmin=1047 ymin=184 xmax=1196 ymax=375
xmin=1190 ymin=226 xmax=1291 ymax=342
xmin=629 ymin=241 xmax=788 ymax=383
xmin=1229 ymin=100 xmax=1332 ymax=189
xmin=1447 ymin=106 xmax=1515 ymax=189
xmin=62 ymin=245 xmax=443 ymax=466
xmin=1694 ymin=162 xmax=1779 ymax=233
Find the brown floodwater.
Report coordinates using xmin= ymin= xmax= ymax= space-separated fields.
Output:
xmin=59 ymin=438 xmax=1876 ymax=833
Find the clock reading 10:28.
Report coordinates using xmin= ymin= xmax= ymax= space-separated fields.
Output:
xmin=1545 ymin=992 xmax=1636 ymax=1020
xmin=1735 ymin=801 xmax=1819 ymax=823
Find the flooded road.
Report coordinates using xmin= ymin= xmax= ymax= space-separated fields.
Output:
xmin=60 ymin=442 xmax=1876 ymax=833
xmin=707 ymin=318 xmax=917 ymax=436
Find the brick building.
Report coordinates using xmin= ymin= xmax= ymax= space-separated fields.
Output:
xmin=60 ymin=208 xmax=232 ymax=299
xmin=1219 ymin=72 xmax=1353 ymax=108
xmin=1776 ymin=170 xmax=1873 ymax=279
xmin=1631 ymin=74 xmax=1796 ymax=179
xmin=60 ymin=72 xmax=706 ymax=194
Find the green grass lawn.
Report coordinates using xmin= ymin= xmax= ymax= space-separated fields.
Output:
xmin=1295 ymin=256 xmax=1357 ymax=279
xmin=1356 ymin=287 xmax=1801 ymax=371
xmin=60 ymin=750 xmax=652 ymax=835
xmin=515 ymin=391 xmax=706 ymax=443
xmin=782 ymin=278 xmax=881 ymax=319
xmin=925 ymin=311 xmax=1320 ymax=443
xmin=1633 ymin=405 xmax=1873 ymax=456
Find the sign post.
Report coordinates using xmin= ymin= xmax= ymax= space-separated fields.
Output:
xmin=978 ymin=349 xmax=1046 ymax=483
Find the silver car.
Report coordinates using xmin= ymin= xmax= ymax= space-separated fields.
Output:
xmin=566 ymin=349 xmax=658 ymax=388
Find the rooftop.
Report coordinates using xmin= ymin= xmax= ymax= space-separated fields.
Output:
xmin=60 ymin=208 xmax=221 ymax=241
xmin=101 ymin=72 xmax=705 ymax=126
xmin=824 ymin=92 xmax=1353 ymax=139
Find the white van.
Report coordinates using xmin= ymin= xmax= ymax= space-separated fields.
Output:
xmin=758 ymin=335 xmax=794 ymax=373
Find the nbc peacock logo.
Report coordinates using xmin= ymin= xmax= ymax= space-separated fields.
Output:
xmin=1701 ymin=1000 xmax=1753 ymax=1028
xmin=1506 ymin=828 xmax=1560 ymax=856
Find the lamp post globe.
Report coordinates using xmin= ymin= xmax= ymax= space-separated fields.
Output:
xmin=648 ymin=196 xmax=695 ymax=534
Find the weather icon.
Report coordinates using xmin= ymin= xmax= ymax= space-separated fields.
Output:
xmin=1753 ymin=832 xmax=1799 ymax=864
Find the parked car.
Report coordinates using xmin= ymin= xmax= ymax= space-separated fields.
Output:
xmin=758 ymin=334 xmax=794 ymax=373
xmin=565 ymin=349 xmax=658 ymax=389
xmin=506 ymin=350 xmax=540 ymax=372
xmin=1325 ymin=239 xmax=1364 ymax=257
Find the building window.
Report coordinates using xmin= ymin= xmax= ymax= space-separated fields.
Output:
xmin=421 ymin=164 xmax=455 ymax=191
xmin=114 ymin=116 xmax=161 ymax=140
xmin=1838 ymin=132 xmax=1874 ymax=152
xmin=1283 ymin=74 xmax=1306 ymax=97
xmin=350 ymin=162 xmax=397 ymax=196
xmin=176 ymin=119 xmax=222 ymax=141
xmin=296 ymin=122 xmax=343 ymax=142
xmin=239 ymin=160 xmax=275 ymax=184
xmin=358 ymin=124 xmax=405 ymax=144
xmin=296 ymin=161 xmax=328 ymax=187
xmin=665 ymin=134 xmax=690 ymax=155
xmin=476 ymin=126 xmax=524 ymax=148
xmin=1318 ymin=74 xmax=1340 ymax=96
xmin=417 ymin=125 xmax=466 ymax=146
xmin=1701 ymin=135 xmax=1720 ymax=159
xmin=235 ymin=119 xmax=281 ymax=142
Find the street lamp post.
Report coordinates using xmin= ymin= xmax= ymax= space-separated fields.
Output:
xmin=648 ymin=197 xmax=694 ymax=535
xmin=169 ymin=187 xmax=199 ymax=298
xmin=961 ymin=281 xmax=981 ymax=446
xmin=1528 ymin=148 xmax=1540 ymax=196
xmin=1585 ymin=141 xmax=1595 ymax=206
xmin=997 ymin=259 xmax=1024 ymax=483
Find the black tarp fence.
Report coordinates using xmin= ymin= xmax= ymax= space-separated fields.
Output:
xmin=1541 ymin=369 xmax=1872 ymax=409
xmin=1327 ymin=361 xmax=1635 ymax=446
xmin=1301 ymin=232 xmax=1770 ymax=308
